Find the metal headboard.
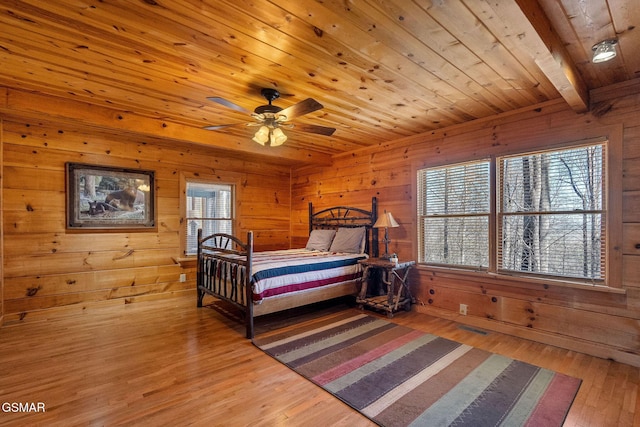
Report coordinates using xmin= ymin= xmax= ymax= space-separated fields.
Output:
xmin=308 ymin=196 xmax=379 ymax=257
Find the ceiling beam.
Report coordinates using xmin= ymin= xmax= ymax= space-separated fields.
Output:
xmin=0 ymin=88 xmax=333 ymax=166
xmin=484 ymin=0 xmax=590 ymax=113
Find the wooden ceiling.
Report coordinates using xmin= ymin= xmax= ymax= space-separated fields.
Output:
xmin=0 ymin=0 xmax=637 ymax=165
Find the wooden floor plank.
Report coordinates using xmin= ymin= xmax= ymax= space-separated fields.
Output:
xmin=0 ymin=293 xmax=637 ymax=426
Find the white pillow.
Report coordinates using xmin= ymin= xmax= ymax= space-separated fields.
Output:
xmin=329 ymin=227 xmax=366 ymax=253
xmin=305 ymin=229 xmax=336 ymax=251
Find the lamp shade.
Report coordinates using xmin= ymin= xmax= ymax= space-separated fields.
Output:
xmin=374 ymin=211 xmax=399 ymax=228
xmin=252 ymin=126 xmax=270 ymax=145
xmin=270 ymin=127 xmax=287 ymax=146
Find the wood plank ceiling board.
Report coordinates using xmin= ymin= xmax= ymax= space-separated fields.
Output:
xmin=318 ymin=0 xmax=514 ymax=120
xmin=608 ymin=0 xmax=640 ymax=81
xmin=486 ymin=0 xmax=589 ymax=112
xmin=0 ymin=0 xmax=636 ymax=165
xmin=369 ymin=0 xmax=536 ymax=111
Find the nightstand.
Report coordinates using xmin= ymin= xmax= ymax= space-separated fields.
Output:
xmin=357 ymin=258 xmax=415 ymax=317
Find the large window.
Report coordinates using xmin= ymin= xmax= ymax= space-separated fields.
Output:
xmin=499 ymin=144 xmax=605 ymax=281
xmin=417 ymin=161 xmax=490 ymax=269
xmin=417 ymin=141 xmax=607 ymax=284
xmin=184 ymin=181 xmax=234 ymax=256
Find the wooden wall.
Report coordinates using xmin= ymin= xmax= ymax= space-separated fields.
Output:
xmin=1 ymin=118 xmax=291 ymax=323
xmin=2 ymin=79 xmax=640 ymax=367
xmin=1 ymin=118 xmax=3 ymax=325
xmin=292 ymin=79 xmax=640 ymax=367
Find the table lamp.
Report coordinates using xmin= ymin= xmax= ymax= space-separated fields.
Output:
xmin=373 ymin=211 xmax=399 ymax=259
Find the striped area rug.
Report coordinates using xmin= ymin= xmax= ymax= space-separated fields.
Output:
xmin=253 ymin=312 xmax=581 ymax=427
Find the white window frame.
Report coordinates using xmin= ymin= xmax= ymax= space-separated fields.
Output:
xmin=181 ymin=178 xmax=235 ymax=257
xmin=417 ymin=160 xmax=491 ymax=270
xmin=497 ymin=143 xmax=606 ymax=283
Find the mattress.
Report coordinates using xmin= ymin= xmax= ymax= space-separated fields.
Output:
xmin=249 ymin=249 xmax=368 ymax=301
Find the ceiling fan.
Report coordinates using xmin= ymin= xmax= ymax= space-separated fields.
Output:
xmin=203 ymin=88 xmax=336 ymax=147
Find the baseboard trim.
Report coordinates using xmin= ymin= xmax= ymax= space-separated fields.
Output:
xmin=415 ymin=304 xmax=640 ymax=368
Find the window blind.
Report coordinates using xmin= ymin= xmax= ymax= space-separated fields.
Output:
xmin=185 ymin=182 xmax=233 ymax=255
xmin=417 ymin=161 xmax=490 ymax=269
xmin=498 ymin=143 xmax=606 ymax=281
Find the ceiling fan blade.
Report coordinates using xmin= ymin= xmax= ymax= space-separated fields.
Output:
xmin=203 ymin=124 xmax=235 ymax=131
xmin=203 ymin=122 xmax=252 ymax=131
xmin=291 ymin=123 xmax=336 ymax=136
xmin=278 ymin=98 xmax=324 ymax=120
xmin=206 ymin=97 xmax=252 ymax=114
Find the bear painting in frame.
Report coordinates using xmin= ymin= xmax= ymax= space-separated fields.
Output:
xmin=66 ymin=162 xmax=156 ymax=231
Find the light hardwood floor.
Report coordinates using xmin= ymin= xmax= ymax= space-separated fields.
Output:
xmin=0 ymin=293 xmax=638 ymax=426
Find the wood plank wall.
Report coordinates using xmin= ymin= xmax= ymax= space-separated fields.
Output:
xmin=292 ymin=79 xmax=640 ymax=366
xmin=2 ymin=79 xmax=639 ymax=367
xmin=0 ymin=120 xmax=291 ymax=323
xmin=1 ymin=118 xmax=3 ymax=325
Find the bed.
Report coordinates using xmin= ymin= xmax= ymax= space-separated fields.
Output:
xmin=196 ymin=197 xmax=379 ymax=338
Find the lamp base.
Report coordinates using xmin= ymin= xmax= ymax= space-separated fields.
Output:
xmin=381 ymin=234 xmax=392 ymax=260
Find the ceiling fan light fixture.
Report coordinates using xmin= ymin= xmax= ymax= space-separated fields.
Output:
xmin=270 ymin=127 xmax=287 ymax=146
xmin=252 ymin=126 xmax=287 ymax=147
xmin=592 ymin=39 xmax=618 ymax=63
xmin=252 ymin=126 xmax=270 ymax=145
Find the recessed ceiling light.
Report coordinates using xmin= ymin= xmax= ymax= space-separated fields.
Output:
xmin=592 ymin=39 xmax=618 ymax=63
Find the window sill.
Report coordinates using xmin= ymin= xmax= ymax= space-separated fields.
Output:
xmin=416 ymin=264 xmax=626 ymax=295
xmin=175 ymin=257 xmax=197 ymax=268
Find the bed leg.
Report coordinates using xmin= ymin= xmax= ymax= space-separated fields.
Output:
xmin=246 ymin=315 xmax=254 ymax=339
xmin=197 ymin=288 xmax=204 ymax=307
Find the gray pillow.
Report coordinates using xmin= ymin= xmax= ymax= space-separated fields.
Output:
xmin=305 ymin=229 xmax=336 ymax=251
xmin=329 ymin=227 xmax=366 ymax=253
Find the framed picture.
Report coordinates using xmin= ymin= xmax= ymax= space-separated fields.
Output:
xmin=66 ymin=163 xmax=156 ymax=231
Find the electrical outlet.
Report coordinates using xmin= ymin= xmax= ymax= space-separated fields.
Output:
xmin=179 ymin=273 xmax=187 ymax=282
xmin=459 ymin=303 xmax=468 ymax=316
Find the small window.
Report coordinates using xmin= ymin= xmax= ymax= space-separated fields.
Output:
xmin=184 ymin=181 xmax=234 ymax=256
xmin=417 ymin=160 xmax=491 ymax=269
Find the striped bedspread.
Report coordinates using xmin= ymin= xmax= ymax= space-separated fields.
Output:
xmin=250 ymin=249 xmax=367 ymax=301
